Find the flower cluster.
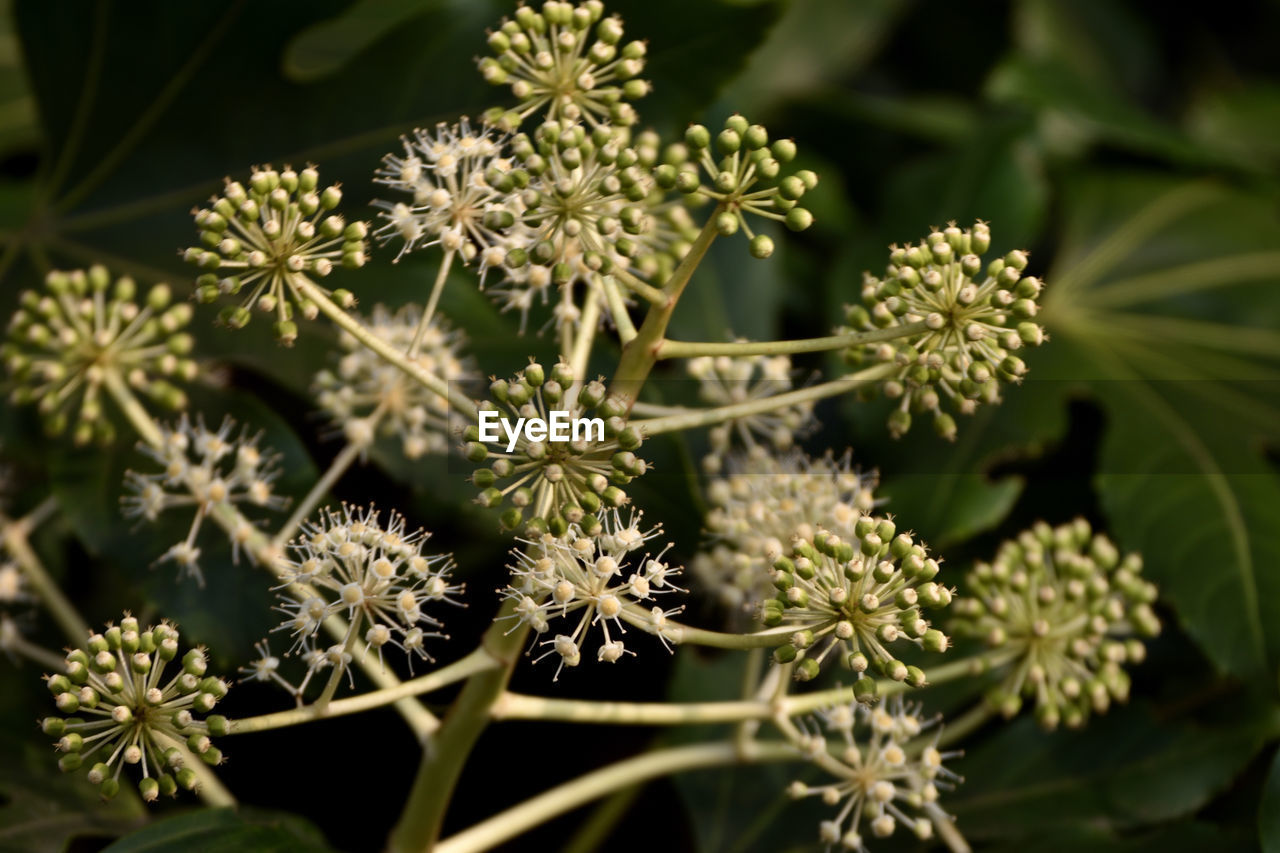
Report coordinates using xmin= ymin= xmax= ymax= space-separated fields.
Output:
xmin=502 ymin=509 xmax=683 ymax=679
xmin=274 ymin=505 xmax=463 ymax=677
xmin=787 ymin=696 xmax=959 ymax=850
xmin=657 ymin=114 xmax=816 ymax=258
xmin=186 ymin=166 xmax=367 ymax=344
xmin=42 ymin=615 xmax=227 ymax=802
xmin=464 ymin=360 xmax=645 ymax=536
xmin=687 ymin=353 xmax=816 ymax=472
xmin=839 ymin=222 xmax=1045 ymax=438
xmin=3 ymin=267 xmax=193 ymax=445
xmin=478 ymin=1 xmax=650 ymax=129
xmin=314 ymin=304 xmax=477 ymax=458
xmin=373 ymin=119 xmax=514 ymax=271
xmin=765 ymin=523 xmax=951 ymax=686
xmin=949 ymin=519 xmax=1160 ymax=730
xmin=123 ymin=415 xmax=286 ymax=585
xmin=693 ymin=449 xmax=878 ymax=613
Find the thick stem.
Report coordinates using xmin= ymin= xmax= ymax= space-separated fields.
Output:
xmin=610 ymin=210 xmax=722 ymax=407
xmin=228 ymin=648 xmax=498 ymax=735
xmin=569 ymin=287 xmax=602 ymax=378
xmin=388 ymin=598 xmax=530 ymax=853
xmin=297 ymin=280 xmax=478 ymax=420
xmin=271 ymin=439 xmax=363 ymax=549
xmin=633 ymin=364 xmax=896 ymax=436
xmin=600 ymin=275 xmax=637 ymax=344
xmin=1 ymin=501 xmax=90 ymax=643
xmin=433 ymin=740 xmax=797 ymax=853
xmin=656 ymin=321 xmax=930 ymax=360
xmin=617 ymin=606 xmax=794 ymax=649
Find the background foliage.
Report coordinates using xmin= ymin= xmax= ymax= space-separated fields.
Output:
xmin=1 ymin=0 xmax=1279 ymax=851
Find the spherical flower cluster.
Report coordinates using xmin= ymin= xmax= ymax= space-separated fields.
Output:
xmin=787 ymin=696 xmax=960 ymax=851
xmin=478 ymin=1 xmax=650 ymax=129
xmin=949 ymin=519 xmax=1160 ymax=730
xmin=3 ymin=267 xmax=193 ymax=445
xmin=274 ymin=505 xmax=462 ymax=675
xmin=764 ymin=523 xmax=951 ymax=687
xmin=692 ymin=449 xmax=878 ymax=613
xmin=123 ymin=415 xmax=286 ymax=585
xmin=313 ymin=304 xmax=477 ymax=458
xmin=502 ymin=509 xmax=683 ymax=679
xmin=185 ymin=165 xmax=367 ymax=345
xmin=373 ymin=119 xmax=515 ymax=271
xmin=42 ymin=615 xmax=228 ymax=802
xmin=464 ymin=360 xmax=646 ymax=536
xmin=657 ymin=114 xmax=816 ymax=259
xmin=687 ymin=353 xmax=816 ymax=472
xmin=839 ymin=222 xmax=1045 ymax=439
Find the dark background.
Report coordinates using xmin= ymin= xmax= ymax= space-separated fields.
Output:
xmin=1 ymin=1 xmax=1279 ymax=851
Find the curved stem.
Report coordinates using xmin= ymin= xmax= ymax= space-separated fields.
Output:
xmin=656 ymin=321 xmax=929 ymax=360
xmin=270 ymin=439 xmax=363 ymax=549
xmin=228 ymin=647 xmax=498 ymax=735
xmin=633 ymin=364 xmax=895 ymax=436
xmin=600 ymin=275 xmax=637 ymax=344
xmin=410 ymin=250 xmax=454 ymax=357
xmin=1 ymin=499 xmax=90 ymax=643
xmin=433 ymin=740 xmax=797 ymax=853
xmin=313 ymin=622 xmax=359 ymax=710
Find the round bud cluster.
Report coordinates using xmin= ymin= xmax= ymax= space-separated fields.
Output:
xmin=274 ymin=504 xmax=463 ymax=676
xmin=787 ymin=696 xmax=959 ymax=851
xmin=687 ymin=353 xmax=816 ymax=473
xmin=949 ymin=519 xmax=1160 ymax=730
xmin=313 ymin=304 xmax=477 ymax=459
xmin=463 ymin=360 xmax=646 ymax=536
xmin=3 ymin=266 xmax=193 ymax=445
xmin=839 ymin=222 xmax=1046 ymax=439
xmin=123 ymin=415 xmax=286 ymax=586
xmin=692 ymin=449 xmax=878 ymax=613
xmin=764 ymin=522 xmax=951 ymax=687
xmin=502 ymin=509 xmax=684 ymax=679
xmin=657 ymin=114 xmax=816 ymax=258
xmin=478 ymin=1 xmax=650 ymax=129
xmin=42 ymin=614 xmax=228 ymax=802
xmin=373 ymin=119 xmax=516 ymax=272
xmin=185 ymin=165 xmax=367 ymax=345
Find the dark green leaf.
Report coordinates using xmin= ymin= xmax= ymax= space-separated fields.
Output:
xmin=101 ymin=808 xmax=331 ymax=853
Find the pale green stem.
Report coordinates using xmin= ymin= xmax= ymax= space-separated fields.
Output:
xmin=561 ymin=783 xmax=642 ymax=853
xmin=3 ymin=628 xmax=71 ymax=670
xmin=616 ymin=606 xmax=795 ymax=649
xmin=270 ymin=439 xmax=364 ymax=549
xmin=433 ymin=740 xmax=797 ymax=853
xmin=313 ymin=621 xmax=360 ymax=710
xmin=1 ymin=500 xmax=90 ymax=643
xmin=656 ymin=321 xmax=930 ymax=360
xmin=296 ymin=279 xmax=478 ymax=419
xmin=569 ymin=287 xmax=602 ymax=378
xmin=633 ymin=364 xmax=896 ymax=436
xmin=935 ymin=701 xmax=995 ymax=749
xmin=409 ymin=249 xmax=454 ymax=356
xmin=600 ymin=274 xmax=637 ymax=344
xmin=229 ymin=647 xmax=497 ymax=735
xmin=104 ymin=369 xmax=438 ymax=738
xmin=611 ymin=267 xmax=669 ymax=306
xmin=151 ymin=730 xmax=237 ymax=808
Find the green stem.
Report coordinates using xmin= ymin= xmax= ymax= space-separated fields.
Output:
xmin=433 ymin=740 xmax=797 ymax=853
xmin=270 ymin=439 xmax=363 ymax=549
xmin=410 ymin=250 xmax=454 ymax=357
xmin=229 ymin=648 xmax=497 ymax=735
xmin=616 ymin=606 xmax=794 ymax=649
xmin=313 ymin=622 xmax=359 ymax=710
xmin=569 ymin=286 xmax=602 ymax=378
xmin=936 ymin=702 xmax=995 ymax=749
xmin=388 ymin=597 xmax=530 ymax=853
xmin=101 ymin=367 xmax=163 ymax=447
xmin=611 ymin=267 xmax=669 ymax=306
xmin=1 ymin=500 xmax=90 ymax=643
xmin=561 ymin=783 xmax=642 ymax=853
xmin=656 ymin=322 xmax=929 ymax=360
xmin=610 ymin=209 xmax=722 ymax=407
xmin=4 ymin=628 xmax=70 ymax=670
xmin=297 ymin=280 xmax=478 ymax=420
xmin=600 ymin=274 xmax=637 ymax=344
xmin=633 ymin=364 xmax=895 ymax=436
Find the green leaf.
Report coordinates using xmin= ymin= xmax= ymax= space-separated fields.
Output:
xmin=949 ymin=703 xmax=1280 ymax=840
xmin=1262 ymin=747 xmax=1280 ymax=853
xmin=101 ymin=808 xmax=332 ymax=853
xmin=879 ymin=473 xmax=1022 ymax=549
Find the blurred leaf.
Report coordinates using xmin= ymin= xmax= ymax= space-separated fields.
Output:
xmin=1186 ymin=81 xmax=1280 ymax=173
xmin=1262 ymin=747 xmax=1280 ymax=853
xmin=950 ymin=703 xmax=1280 ymax=840
xmin=0 ymin=733 xmax=144 ymax=853
xmin=0 ymin=0 xmax=35 ymax=157
xmin=880 ymin=473 xmax=1022 ymax=549
xmin=1041 ymin=172 xmax=1280 ymax=677
xmin=987 ymin=819 xmax=1250 ymax=853
xmin=101 ymin=808 xmax=331 ymax=853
